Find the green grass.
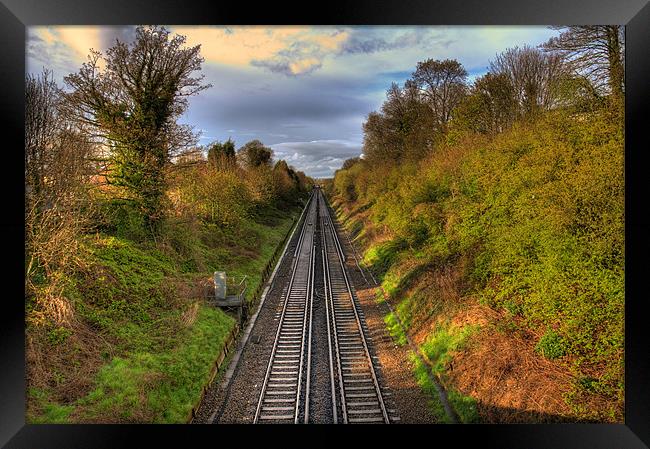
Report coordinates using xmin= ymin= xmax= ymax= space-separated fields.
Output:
xmin=384 ymin=312 xmax=408 ymax=346
xmin=27 ymin=388 xmax=74 ymax=424
xmin=410 ymin=322 xmax=480 ymax=423
xmin=225 ymin=212 xmax=298 ymax=303
xmin=419 ymin=322 xmax=477 ymax=376
xmin=362 ymin=239 xmax=405 ymax=280
xmin=78 ymin=306 xmax=234 ymax=423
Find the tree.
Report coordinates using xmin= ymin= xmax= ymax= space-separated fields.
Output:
xmin=273 ymin=159 xmax=300 ymax=202
xmin=25 ymin=71 xmax=95 ymax=318
xmin=362 ymin=81 xmax=434 ymax=166
xmin=362 ymin=111 xmax=399 ymax=165
xmin=25 ymin=69 xmax=62 ymax=208
xmin=294 ymin=169 xmax=311 ymax=192
xmin=542 ymin=26 xmax=624 ymax=101
xmin=237 ymin=140 xmax=274 ymax=168
xmin=412 ymin=59 xmax=468 ymax=131
xmin=341 ymin=157 xmax=361 ymax=171
xmin=453 ymin=72 xmax=518 ymax=134
xmin=489 ymin=45 xmax=566 ymax=118
xmin=63 ymin=25 xmax=210 ymax=232
xmin=207 ymin=138 xmax=236 ymax=167
xmin=26 ymin=70 xmax=95 ymax=220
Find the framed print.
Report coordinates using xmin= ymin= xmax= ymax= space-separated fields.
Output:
xmin=2 ymin=0 xmax=649 ymax=447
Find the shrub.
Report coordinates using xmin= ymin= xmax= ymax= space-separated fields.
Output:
xmin=535 ymin=329 xmax=566 ymax=359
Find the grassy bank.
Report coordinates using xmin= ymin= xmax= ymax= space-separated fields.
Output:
xmin=26 ymin=205 xmax=301 ymax=423
xmin=329 ymin=107 xmax=624 ymax=422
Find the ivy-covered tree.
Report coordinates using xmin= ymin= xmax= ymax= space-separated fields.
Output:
xmin=63 ymin=25 xmax=211 ymax=232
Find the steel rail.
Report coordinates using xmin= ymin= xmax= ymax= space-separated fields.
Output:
xmin=292 ymin=191 xmax=314 ymax=259
xmin=296 ymin=230 xmax=315 ymax=423
xmin=321 ymin=245 xmax=339 ymax=424
xmin=303 ymin=193 xmax=317 ymax=423
xmin=321 ymin=208 xmax=348 ymax=423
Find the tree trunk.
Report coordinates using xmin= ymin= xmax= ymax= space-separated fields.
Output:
xmin=607 ymin=26 xmax=625 ymax=103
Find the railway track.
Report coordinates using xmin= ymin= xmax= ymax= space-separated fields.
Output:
xmin=253 ymin=192 xmax=317 ymax=423
xmin=319 ymin=191 xmax=393 ymax=424
xmin=253 ymin=188 xmax=396 ymax=424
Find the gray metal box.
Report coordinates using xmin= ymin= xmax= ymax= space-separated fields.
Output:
xmin=214 ymin=271 xmax=227 ymax=300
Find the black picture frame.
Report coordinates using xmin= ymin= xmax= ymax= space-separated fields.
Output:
xmin=2 ymin=0 xmax=648 ymax=447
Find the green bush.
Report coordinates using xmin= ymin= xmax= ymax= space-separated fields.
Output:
xmin=95 ymin=199 xmax=149 ymax=241
xmin=47 ymin=326 xmax=73 ymax=345
xmin=535 ymin=329 xmax=566 ymax=359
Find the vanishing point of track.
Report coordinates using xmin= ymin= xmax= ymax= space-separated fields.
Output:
xmin=253 ymin=188 xmax=395 ymax=424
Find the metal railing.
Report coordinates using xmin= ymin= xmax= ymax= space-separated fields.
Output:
xmin=224 ymin=275 xmax=247 ymax=297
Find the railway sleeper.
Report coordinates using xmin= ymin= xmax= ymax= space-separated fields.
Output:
xmin=258 ymin=415 xmax=294 ymax=421
xmin=262 ymin=406 xmax=294 ymax=412
xmin=347 ymin=409 xmax=383 ymax=415
xmin=347 ymin=417 xmax=385 ymax=423
xmin=347 ymin=401 xmax=381 ymax=407
xmin=266 ymin=382 xmax=298 ymax=386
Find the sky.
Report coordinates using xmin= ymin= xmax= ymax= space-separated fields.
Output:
xmin=27 ymin=25 xmax=559 ymax=178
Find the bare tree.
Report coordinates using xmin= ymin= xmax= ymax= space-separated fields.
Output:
xmin=412 ymin=59 xmax=468 ymax=131
xmin=26 ymin=71 xmax=96 ymax=324
xmin=542 ymin=26 xmax=624 ymax=101
xmin=489 ymin=45 xmax=567 ymax=118
xmin=26 ymin=70 xmax=96 ymax=219
xmin=25 ymin=69 xmax=62 ymax=208
xmin=63 ymin=25 xmax=211 ymax=231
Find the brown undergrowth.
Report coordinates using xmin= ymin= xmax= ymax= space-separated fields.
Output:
xmin=400 ymin=261 xmax=581 ymax=423
xmin=448 ymin=316 xmax=577 ymax=423
xmin=26 ymin=319 xmax=111 ymax=408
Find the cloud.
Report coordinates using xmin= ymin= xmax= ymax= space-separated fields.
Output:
xmin=338 ymin=28 xmax=436 ymax=54
xmin=169 ymin=26 xmax=349 ymax=76
xmin=251 ymin=57 xmax=322 ymax=76
xmin=249 ymin=29 xmax=348 ymax=76
xmin=27 ymin=25 xmax=561 ymax=178
xmin=171 ymin=26 xmax=302 ymax=67
xmin=27 ymin=26 xmax=139 ymax=82
xmin=270 ymin=139 xmax=362 ymax=177
xmin=340 ymin=36 xmax=391 ymax=54
xmin=27 ymin=29 xmax=80 ymax=79
xmin=181 ymin=61 xmax=373 ymax=148
xmin=99 ymin=26 xmax=138 ymax=50
xmin=55 ymin=26 xmax=103 ymax=59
